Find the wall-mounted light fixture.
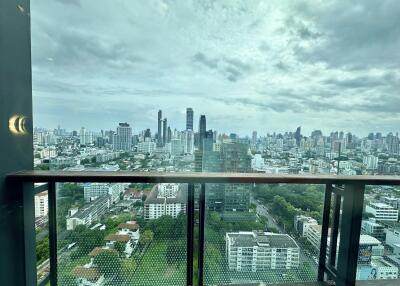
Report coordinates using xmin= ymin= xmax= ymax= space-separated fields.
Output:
xmin=9 ymin=115 xmax=29 ymax=135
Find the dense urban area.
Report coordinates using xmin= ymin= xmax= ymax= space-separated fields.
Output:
xmin=33 ymin=108 xmax=400 ymax=285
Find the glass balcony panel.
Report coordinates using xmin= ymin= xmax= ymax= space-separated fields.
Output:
xmin=56 ymin=182 xmax=187 ymax=286
xmin=35 ymin=184 xmax=50 ymax=284
xmin=203 ymin=183 xmax=324 ymax=285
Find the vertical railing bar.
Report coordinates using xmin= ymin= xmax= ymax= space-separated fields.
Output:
xmin=198 ymin=183 xmax=206 ymax=286
xmin=329 ymin=191 xmax=341 ymax=268
xmin=23 ymin=182 xmax=37 ymax=286
xmin=336 ymin=183 xmax=365 ymax=286
xmin=48 ymin=182 xmax=58 ymax=286
xmin=318 ymin=183 xmax=332 ymax=281
xmin=186 ymin=183 xmax=195 ymax=286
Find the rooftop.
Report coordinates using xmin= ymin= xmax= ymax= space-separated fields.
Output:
xmin=227 ymin=231 xmax=298 ymax=249
xmin=72 ymin=266 xmax=101 ymax=282
xmin=104 ymin=234 xmax=130 ymax=242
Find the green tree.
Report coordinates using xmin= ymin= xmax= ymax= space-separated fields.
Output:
xmin=205 ymin=244 xmax=222 ymax=272
xmin=36 ymin=237 xmax=49 ymax=264
xmin=114 ymin=241 xmax=126 ymax=257
xmin=93 ymin=251 xmax=122 ymax=278
xmin=70 ymin=226 xmax=105 ymax=255
xmin=166 ymin=240 xmax=185 ymax=266
xmin=139 ymin=230 xmax=154 ymax=245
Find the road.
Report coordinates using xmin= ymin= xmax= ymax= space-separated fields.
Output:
xmin=251 ymin=195 xmax=319 ymax=272
xmin=251 ymin=195 xmax=283 ymax=233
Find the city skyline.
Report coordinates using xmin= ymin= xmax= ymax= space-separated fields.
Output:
xmin=31 ymin=1 xmax=400 ymax=135
xmin=33 ymin=107 xmax=399 ymax=139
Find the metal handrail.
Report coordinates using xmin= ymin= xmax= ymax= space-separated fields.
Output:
xmin=7 ymin=170 xmax=400 ymax=185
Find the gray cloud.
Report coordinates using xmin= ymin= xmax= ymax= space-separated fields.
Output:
xmin=30 ymin=0 xmax=400 ymax=135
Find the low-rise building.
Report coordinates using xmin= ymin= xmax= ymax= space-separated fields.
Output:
xmin=66 ymin=196 xmax=111 ymax=230
xmin=294 ymin=215 xmax=318 ymax=237
xmin=385 ymin=225 xmax=400 ymax=255
xmin=118 ymin=221 xmax=140 ymax=242
xmin=104 ymin=234 xmax=134 ymax=258
xmin=362 ymin=219 xmax=386 ymax=241
xmin=357 ymin=257 xmax=398 ymax=280
xmin=365 ymin=202 xmax=398 ymax=221
xmin=382 ymin=197 xmax=400 ymax=210
xmin=144 ymin=184 xmax=187 ymax=220
xmin=72 ymin=266 xmax=105 ymax=286
xmin=84 ymin=183 xmax=125 ymax=203
xmin=226 ymin=231 xmax=299 ymax=272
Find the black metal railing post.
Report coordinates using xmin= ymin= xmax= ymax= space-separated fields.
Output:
xmin=187 ymin=183 xmax=195 ymax=286
xmin=318 ymin=184 xmax=332 ymax=281
xmin=329 ymin=189 xmax=342 ymax=268
xmin=48 ymin=182 xmax=58 ymax=286
xmin=336 ymin=183 xmax=365 ymax=286
xmin=23 ymin=182 xmax=37 ymax=286
xmin=198 ymin=183 xmax=206 ymax=285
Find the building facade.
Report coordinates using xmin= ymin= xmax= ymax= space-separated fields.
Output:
xmin=113 ymin=122 xmax=132 ymax=151
xmin=144 ymin=184 xmax=187 ymax=220
xmin=226 ymin=231 xmax=300 ymax=272
xmin=34 ymin=191 xmax=48 ymax=218
xmin=365 ymin=202 xmax=399 ymax=221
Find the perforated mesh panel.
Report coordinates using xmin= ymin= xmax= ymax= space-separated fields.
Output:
xmin=203 ymin=183 xmax=323 ymax=285
xmin=56 ymin=182 xmax=187 ymax=286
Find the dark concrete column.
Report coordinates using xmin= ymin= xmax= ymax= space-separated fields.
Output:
xmin=0 ymin=0 xmax=33 ymax=285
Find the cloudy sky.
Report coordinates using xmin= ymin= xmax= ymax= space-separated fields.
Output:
xmin=31 ymin=0 xmax=400 ymax=136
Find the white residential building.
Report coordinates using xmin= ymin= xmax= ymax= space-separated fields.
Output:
xmin=306 ymin=225 xmax=384 ymax=257
xmin=385 ymin=226 xmax=400 ymax=255
xmin=34 ymin=191 xmax=48 ymax=218
xmin=365 ymin=202 xmax=398 ymax=221
xmin=137 ymin=138 xmax=156 ymax=154
xmin=144 ymin=184 xmax=187 ymax=220
xmin=294 ymin=215 xmax=318 ymax=237
xmin=118 ymin=221 xmax=140 ymax=243
xmin=361 ymin=219 xmax=385 ymax=241
xmin=66 ymin=196 xmax=111 ymax=230
xmin=363 ymin=155 xmax=379 ymax=170
xmin=84 ymin=183 xmax=125 ymax=203
xmin=104 ymin=234 xmax=134 ymax=258
xmin=226 ymin=231 xmax=300 ymax=272
xmin=382 ymin=197 xmax=400 ymax=209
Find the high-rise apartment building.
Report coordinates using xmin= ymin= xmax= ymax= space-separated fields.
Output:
xmin=162 ymin=118 xmax=167 ymax=146
xmin=186 ymin=108 xmax=193 ymax=131
xmin=34 ymin=191 xmax=48 ymax=218
xmin=113 ymin=122 xmax=132 ymax=151
xmin=198 ymin=115 xmax=206 ymax=149
xmin=157 ymin=110 xmax=162 ymax=146
xmin=79 ymin=127 xmax=86 ymax=145
xmin=183 ymin=130 xmax=194 ymax=154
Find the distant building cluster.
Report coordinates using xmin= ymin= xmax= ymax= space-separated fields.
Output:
xmin=295 ymin=215 xmax=400 ymax=280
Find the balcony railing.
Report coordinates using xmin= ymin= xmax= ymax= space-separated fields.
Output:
xmin=7 ymin=171 xmax=400 ymax=286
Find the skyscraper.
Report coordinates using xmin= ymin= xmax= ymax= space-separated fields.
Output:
xmin=167 ymin=126 xmax=172 ymax=143
xmin=79 ymin=127 xmax=86 ymax=145
xmin=186 ymin=108 xmax=193 ymax=131
xmin=157 ymin=110 xmax=162 ymax=146
xmin=295 ymin=126 xmax=301 ymax=146
xmin=202 ymin=142 xmax=252 ymax=214
xmin=113 ymin=122 xmax=132 ymax=151
xmin=199 ymin=115 xmax=206 ymax=149
xmin=162 ymin=118 xmax=167 ymax=146
xmin=183 ymin=130 xmax=194 ymax=154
